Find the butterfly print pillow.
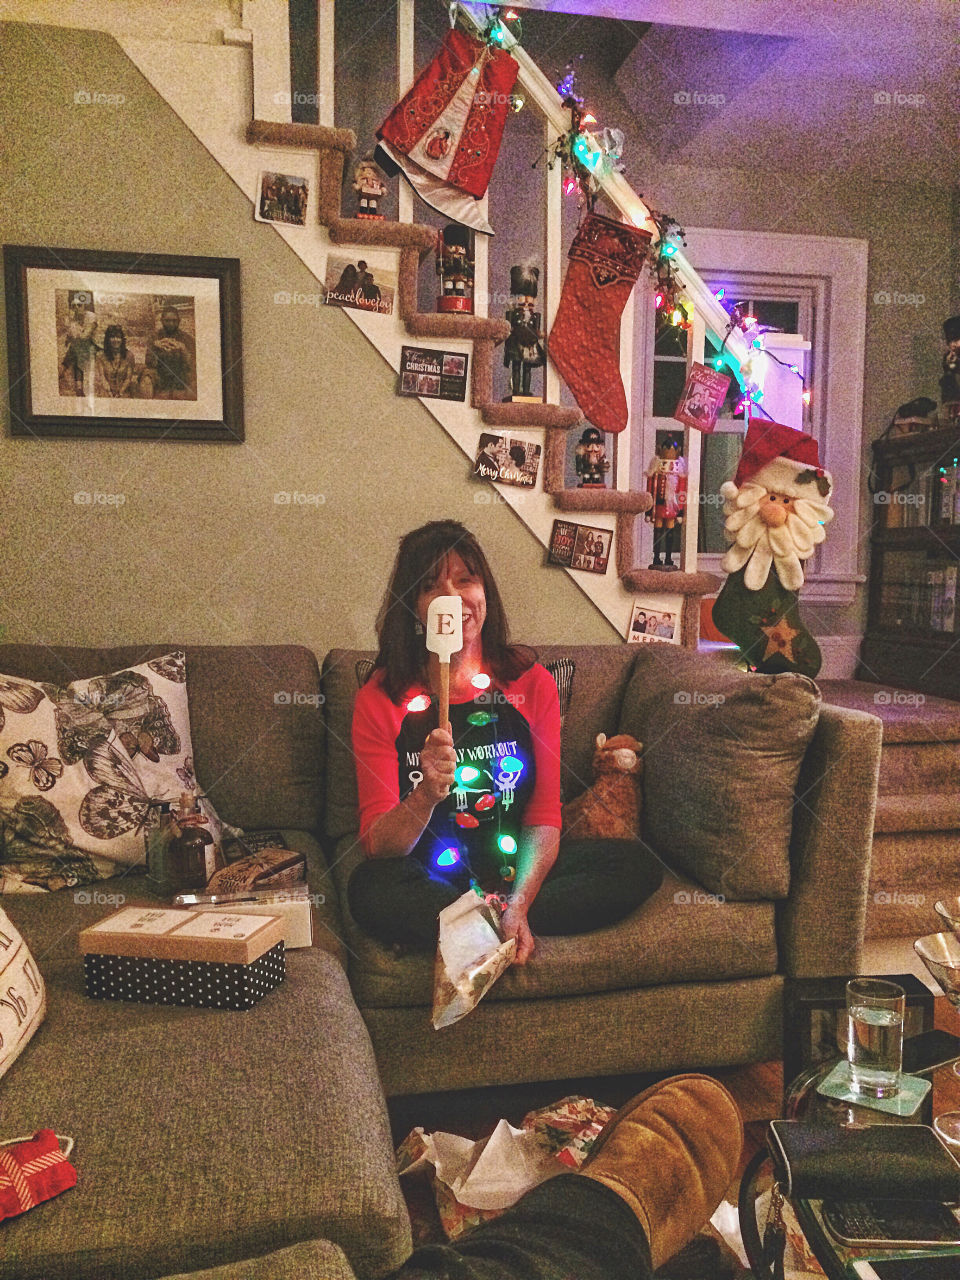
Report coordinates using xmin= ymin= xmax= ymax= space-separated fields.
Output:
xmin=0 ymin=652 xmax=222 ymax=892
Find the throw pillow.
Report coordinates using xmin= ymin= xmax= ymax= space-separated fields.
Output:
xmin=354 ymin=656 xmax=577 ymax=720
xmin=0 ymin=652 xmax=222 ymax=891
xmin=0 ymin=905 xmax=45 ymax=1079
xmin=618 ymin=647 xmax=821 ymax=901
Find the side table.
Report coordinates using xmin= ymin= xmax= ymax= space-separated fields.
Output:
xmin=740 ymin=1055 xmax=960 ymax=1280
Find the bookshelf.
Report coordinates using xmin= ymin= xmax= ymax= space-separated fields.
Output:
xmin=858 ymin=425 xmax=960 ymax=699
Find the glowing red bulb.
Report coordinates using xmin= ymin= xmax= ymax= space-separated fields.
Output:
xmin=406 ymin=694 xmax=431 ymax=713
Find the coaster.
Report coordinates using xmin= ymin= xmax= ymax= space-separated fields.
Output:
xmin=816 ymin=1060 xmax=931 ymax=1116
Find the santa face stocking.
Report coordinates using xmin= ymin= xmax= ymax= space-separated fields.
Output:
xmin=712 ymin=566 xmax=823 ymax=678
xmin=548 ymin=213 xmax=651 ymax=434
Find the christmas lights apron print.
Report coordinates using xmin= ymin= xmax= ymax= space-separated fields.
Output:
xmin=395 ymin=693 xmax=534 ymax=888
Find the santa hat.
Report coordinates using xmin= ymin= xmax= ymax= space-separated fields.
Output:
xmin=720 ymin=420 xmax=832 ymax=502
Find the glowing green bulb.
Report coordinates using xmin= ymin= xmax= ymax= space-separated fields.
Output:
xmin=456 ymin=765 xmax=481 ymax=785
xmin=498 ymin=834 xmax=517 ymax=855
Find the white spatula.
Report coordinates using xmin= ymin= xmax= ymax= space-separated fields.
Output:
xmin=425 ymin=594 xmax=463 ymax=732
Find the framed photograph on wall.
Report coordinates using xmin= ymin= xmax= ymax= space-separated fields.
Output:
xmin=3 ymin=245 xmax=244 ymax=441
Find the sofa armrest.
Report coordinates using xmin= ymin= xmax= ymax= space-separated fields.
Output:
xmin=777 ymin=703 xmax=883 ymax=978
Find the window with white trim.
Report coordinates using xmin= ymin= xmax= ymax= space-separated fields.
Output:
xmin=632 ymin=228 xmax=868 ymax=606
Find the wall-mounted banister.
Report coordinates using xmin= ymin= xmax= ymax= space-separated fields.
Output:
xmin=454 ymin=2 xmax=750 ymax=379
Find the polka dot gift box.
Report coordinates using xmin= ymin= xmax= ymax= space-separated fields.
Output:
xmin=78 ymin=907 xmax=284 ymax=1010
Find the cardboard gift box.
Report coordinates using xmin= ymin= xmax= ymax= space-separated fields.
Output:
xmin=79 ymin=906 xmax=285 ymax=1010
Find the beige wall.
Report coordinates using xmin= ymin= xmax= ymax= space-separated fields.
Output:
xmin=0 ymin=22 xmax=620 ymax=654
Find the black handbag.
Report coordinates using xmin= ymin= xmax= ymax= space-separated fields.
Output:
xmin=738 ymin=1121 xmax=960 ymax=1280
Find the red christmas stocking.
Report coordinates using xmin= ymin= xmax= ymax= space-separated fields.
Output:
xmin=548 ymin=213 xmax=652 ymax=433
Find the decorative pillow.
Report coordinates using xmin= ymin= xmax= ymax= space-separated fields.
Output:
xmin=0 ymin=905 xmax=45 ymax=1079
xmin=354 ymin=656 xmax=577 ymax=720
xmin=0 ymin=652 xmax=222 ymax=892
xmin=618 ymin=647 xmax=821 ymax=901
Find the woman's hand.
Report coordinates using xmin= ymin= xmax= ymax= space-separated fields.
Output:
xmin=501 ymin=900 xmax=535 ymax=965
xmin=419 ymin=728 xmax=457 ymax=806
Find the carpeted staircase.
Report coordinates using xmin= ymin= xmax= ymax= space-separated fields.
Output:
xmin=819 ymin=679 xmax=960 ymax=940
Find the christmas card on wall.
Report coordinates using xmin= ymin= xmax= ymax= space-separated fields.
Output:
xmin=673 ymin=363 xmax=730 ymax=433
xmin=473 ymin=433 xmax=541 ymax=487
xmin=255 ymin=171 xmax=309 ymax=227
xmin=627 ymin=595 xmax=684 ymax=645
xmin=398 ymin=346 xmax=468 ymax=402
xmin=548 ymin=520 xmax=611 ymax=575
xmin=324 ymin=255 xmax=395 ymax=315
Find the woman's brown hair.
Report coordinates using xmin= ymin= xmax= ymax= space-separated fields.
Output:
xmin=371 ymin=520 xmax=535 ymax=702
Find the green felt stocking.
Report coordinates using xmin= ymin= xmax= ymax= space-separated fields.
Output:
xmin=712 ymin=566 xmax=822 ymax=678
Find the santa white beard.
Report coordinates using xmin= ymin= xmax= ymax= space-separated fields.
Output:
xmin=720 ymin=480 xmax=834 ymax=591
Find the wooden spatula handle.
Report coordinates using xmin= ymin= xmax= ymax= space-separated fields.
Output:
xmin=439 ymin=660 xmax=450 ymax=733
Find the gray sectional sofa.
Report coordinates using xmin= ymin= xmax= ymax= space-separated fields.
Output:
xmin=0 ymin=641 xmax=883 ymax=1279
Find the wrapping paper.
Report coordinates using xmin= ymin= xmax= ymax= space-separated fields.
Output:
xmin=0 ymin=1131 xmax=77 ymax=1221
xmin=397 ymin=1095 xmax=616 ymax=1241
xmin=431 ymin=889 xmax=516 ymax=1029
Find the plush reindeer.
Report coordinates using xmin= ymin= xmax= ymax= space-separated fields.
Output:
xmin=561 ymin=732 xmax=643 ymax=841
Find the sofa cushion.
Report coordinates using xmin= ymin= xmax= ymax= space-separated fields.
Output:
xmin=333 ymin=832 xmax=778 ymax=1007
xmin=618 ymin=647 xmax=821 ymax=900
xmin=0 ymin=888 xmax=410 ymax=1280
xmin=0 ymin=652 xmax=224 ymax=891
xmin=155 ymin=1239 xmax=357 ymax=1280
xmin=0 ymin=646 xmax=324 ymax=833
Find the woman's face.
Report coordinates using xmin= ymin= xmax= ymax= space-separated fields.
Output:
xmin=416 ymin=550 xmax=487 ymax=646
xmin=108 ymin=333 xmax=121 ymax=354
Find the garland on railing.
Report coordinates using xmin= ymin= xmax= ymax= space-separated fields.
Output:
xmin=537 ymin=59 xmax=625 ymax=214
xmin=711 ymin=294 xmax=812 ymax=417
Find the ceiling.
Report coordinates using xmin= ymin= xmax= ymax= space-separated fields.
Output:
xmin=512 ymin=1 xmax=959 ymax=184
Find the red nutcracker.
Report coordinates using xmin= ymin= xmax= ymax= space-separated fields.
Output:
xmin=436 ymin=223 xmax=475 ymax=313
xmin=645 ymin=434 xmax=687 ymax=570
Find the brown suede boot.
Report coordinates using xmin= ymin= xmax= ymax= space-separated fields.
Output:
xmin=578 ymin=1073 xmax=743 ymax=1271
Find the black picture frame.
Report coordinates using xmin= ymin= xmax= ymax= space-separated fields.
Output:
xmin=3 ymin=244 xmax=244 ymax=441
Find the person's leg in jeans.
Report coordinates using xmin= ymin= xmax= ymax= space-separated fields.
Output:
xmin=527 ymin=838 xmax=664 ymax=936
xmin=347 ymin=856 xmax=468 ymax=947
xmin=390 ymin=1075 xmax=743 ymax=1280
xmin=396 ymin=1176 xmax=650 ymax=1280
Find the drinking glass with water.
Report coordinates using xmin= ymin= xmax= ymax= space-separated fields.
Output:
xmin=846 ymin=977 xmax=905 ymax=1098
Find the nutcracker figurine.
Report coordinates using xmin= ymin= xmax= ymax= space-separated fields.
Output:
xmin=353 ymin=155 xmax=387 ymax=220
xmin=575 ymin=426 xmax=609 ymax=488
xmin=645 ymin=434 xmax=687 ymax=569
xmin=504 ymin=264 xmax=546 ymax=400
xmin=436 ymin=224 xmax=474 ymax=313
xmin=940 ymin=315 xmax=960 ymax=425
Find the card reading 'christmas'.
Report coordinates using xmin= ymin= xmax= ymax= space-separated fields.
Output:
xmin=673 ymin=363 xmax=731 ymax=433
xmin=474 ymin=432 xmax=541 ymax=487
xmin=398 ymin=345 xmax=468 ymax=402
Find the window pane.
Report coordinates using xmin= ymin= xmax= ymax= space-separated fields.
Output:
xmin=653 ymin=360 xmax=688 ymax=417
xmin=699 ymin=433 xmax=745 ymax=553
xmin=751 ymin=300 xmax=799 ymax=332
xmin=654 ymin=311 xmax=688 ymax=357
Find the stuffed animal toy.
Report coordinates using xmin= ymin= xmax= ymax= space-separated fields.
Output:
xmin=562 ymin=732 xmax=643 ymax=841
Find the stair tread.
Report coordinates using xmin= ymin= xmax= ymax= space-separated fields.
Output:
xmin=819 ymin=678 xmax=960 ymax=742
xmin=405 ymin=315 xmax=511 ymax=342
xmin=551 ymin=490 xmax=653 ymax=515
xmin=480 ymin=403 xmax=582 ymax=429
xmin=621 ymin=568 xmax=722 ymax=595
xmin=329 ymin=219 xmax=436 ymax=252
xmin=247 ymin=119 xmax=355 ymax=152
xmin=875 ymin=792 xmax=960 ymax=832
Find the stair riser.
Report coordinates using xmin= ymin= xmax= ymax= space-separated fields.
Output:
xmin=869 ymin=830 xmax=960 ymax=886
xmin=877 ymin=741 xmax=960 ymax=794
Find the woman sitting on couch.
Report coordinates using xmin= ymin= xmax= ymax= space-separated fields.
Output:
xmin=348 ymin=519 xmax=660 ymax=963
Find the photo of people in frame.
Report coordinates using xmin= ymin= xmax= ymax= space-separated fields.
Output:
xmin=56 ymin=290 xmax=197 ymax=400
xmin=628 ymin=595 xmax=683 ymax=644
xmin=256 ymin=171 xmax=309 ymax=227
